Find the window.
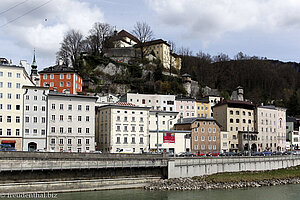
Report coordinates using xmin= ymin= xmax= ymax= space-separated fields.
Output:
xmin=124 ymin=137 xmax=128 ymax=144
xmin=50 ymin=74 xmax=54 ymax=79
xmin=59 ymin=139 xmax=64 ymax=145
xmin=213 ymin=136 xmax=216 ymax=141
xmin=208 ymin=136 xmax=212 ymax=141
xmin=213 ymin=128 xmax=216 ymax=133
xmin=131 ymin=137 xmax=135 ymax=144
xmin=236 ymin=111 xmax=239 ymax=115
xmin=0 ymin=82 xmax=2 ymax=88
xmin=41 ymin=130 xmax=45 ymax=135
xmin=16 ymin=116 xmax=20 ymax=123
xmin=236 ymin=119 xmax=240 ymax=123
xmin=43 ymin=74 xmax=47 ymax=79
xmin=116 ymin=126 xmax=121 ymax=131
xmin=50 ymin=82 xmax=54 ymax=87
xmin=51 ymin=127 xmax=55 ymax=133
xmin=68 ymin=139 xmax=72 ymax=145
xmin=68 ymin=105 xmax=72 ymax=110
xmin=7 ymin=129 xmax=11 ymax=135
xmin=60 ymin=115 xmax=63 ymax=121
xmin=42 ymin=106 xmax=45 ymax=111
xmin=248 ymin=120 xmax=251 ymax=124
xmin=124 ymin=117 xmax=128 ymax=121
xmin=16 ymin=83 xmax=20 ymax=88
xmin=86 ymin=105 xmax=90 ymax=111
xmin=116 ymin=137 xmax=120 ymax=144
xmin=208 ymin=128 xmax=212 ymax=133
xmin=0 ymin=93 xmax=2 ymax=98
xmin=8 ymin=72 xmax=12 ymax=77
xmin=7 ymin=116 xmax=11 ymax=123
xmin=7 ymin=93 xmax=12 ymax=99
xmin=140 ymin=126 xmax=144 ymax=132
xmin=78 ymin=128 xmax=82 ymax=133
xmin=33 ymin=117 xmax=37 ymax=123
xmin=86 ymin=128 xmax=90 ymax=133
xmin=86 ymin=116 xmax=89 ymax=122
xmin=60 ymin=82 xmax=64 ymax=87
xmin=86 ymin=139 xmax=90 ymax=144
xmin=67 ymin=82 xmax=70 ymax=87
xmin=25 ymin=117 xmax=29 ymax=123
xmin=16 ymin=94 xmax=20 ymax=99
xmin=201 ymin=136 xmax=205 ymax=141
xmin=67 ymin=74 xmax=71 ymax=79
xmin=230 ymin=110 xmax=233 ymax=115
xmin=78 ymin=116 xmax=82 ymax=121
xmin=51 ymin=104 xmax=55 ymax=110
xmin=194 ymin=136 xmax=198 ymax=141
xmin=51 ymin=115 xmax=55 ymax=121
xmin=59 ymin=104 xmax=64 ymax=110
xmin=34 ymin=106 xmax=38 ymax=111
xmin=0 ymin=72 xmax=3 ymax=77
xmin=60 ymin=74 xmax=64 ymax=79
xmin=248 ymin=112 xmax=251 ymax=116
xmin=7 ymin=104 xmax=11 ymax=110
xmin=68 ymin=127 xmax=72 ymax=133
xmin=78 ymin=105 xmax=82 ymax=111
xmin=0 ymin=115 xmax=2 ymax=122
xmin=230 ymin=118 xmax=233 ymax=123
xmin=140 ymin=137 xmax=144 ymax=144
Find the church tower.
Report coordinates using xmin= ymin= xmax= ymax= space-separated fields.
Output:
xmin=30 ymin=49 xmax=40 ymax=86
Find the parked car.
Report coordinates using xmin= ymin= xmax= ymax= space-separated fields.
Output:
xmin=194 ymin=152 xmax=206 ymax=157
xmin=221 ymin=152 xmax=238 ymax=156
xmin=262 ymin=151 xmax=272 ymax=156
xmin=283 ymin=151 xmax=293 ymax=155
xmin=251 ymin=152 xmax=263 ymax=156
xmin=272 ymin=151 xmax=282 ymax=156
xmin=292 ymin=151 xmax=300 ymax=155
xmin=176 ymin=152 xmax=194 ymax=157
xmin=0 ymin=144 xmax=16 ymax=151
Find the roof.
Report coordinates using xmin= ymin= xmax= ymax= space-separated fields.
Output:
xmin=149 ymin=110 xmax=179 ymax=114
xmin=109 ymin=30 xmax=140 ymax=44
xmin=175 ymin=96 xmax=196 ymax=101
xmin=196 ymin=98 xmax=209 ymax=103
xmin=213 ymin=100 xmax=255 ymax=109
xmin=134 ymin=39 xmax=170 ymax=48
xmin=175 ymin=117 xmax=222 ymax=127
xmin=97 ymin=103 xmax=151 ymax=110
xmin=48 ymin=91 xmax=97 ymax=99
xmin=39 ymin=64 xmax=79 ymax=74
xmin=182 ymin=73 xmax=191 ymax=77
xmin=258 ymin=105 xmax=277 ymax=110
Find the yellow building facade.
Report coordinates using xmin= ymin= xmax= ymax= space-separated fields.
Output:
xmin=196 ymin=100 xmax=210 ymax=118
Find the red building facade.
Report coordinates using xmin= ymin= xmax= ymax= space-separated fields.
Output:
xmin=39 ymin=64 xmax=82 ymax=94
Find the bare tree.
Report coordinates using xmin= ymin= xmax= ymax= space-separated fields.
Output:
xmin=132 ymin=21 xmax=153 ymax=58
xmin=57 ymin=29 xmax=85 ymax=68
xmin=86 ymin=22 xmax=114 ymax=56
xmin=168 ymin=40 xmax=176 ymax=54
xmin=212 ymin=53 xmax=230 ymax=62
xmin=178 ymin=47 xmax=193 ymax=56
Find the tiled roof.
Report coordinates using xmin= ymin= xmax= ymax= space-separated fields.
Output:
xmin=134 ymin=39 xmax=170 ymax=48
xmin=39 ymin=64 xmax=78 ymax=74
xmin=114 ymin=102 xmax=136 ymax=107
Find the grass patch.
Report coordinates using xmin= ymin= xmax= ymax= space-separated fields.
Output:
xmin=201 ymin=166 xmax=300 ymax=183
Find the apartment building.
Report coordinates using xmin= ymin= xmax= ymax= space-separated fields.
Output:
xmin=174 ymin=118 xmax=221 ymax=153
xmin=286 ymin=116 xmax=300 ymax=150
xmin=120 ymin=93 xmax=176 ymax=112
xmin=208 ymin=95 xmax=222 ymax=117
xmin=39 ymin=61 xmax=82 ymax=94
xmin=95 ymin=103 xmax=151 ymax=153
xmin=213 ymin=100 xmax=256 ymax=152
xmin=0 ymin=63 xmax=34 ymax=150
xmin=23 ymin=86 xmax=49 ymax=151
xmin=175 ymin=96 xmax=197 ymax=118
xmin=256 ymin=105 xmax=287 ymax=152
xmin=196 ymin=98 xmax=210 ymax=118
xmin=47 ymin=92 xmax=97 ymax=152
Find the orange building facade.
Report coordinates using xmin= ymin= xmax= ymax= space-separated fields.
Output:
xmin=39 ymin=64 xmax=82 ymax=94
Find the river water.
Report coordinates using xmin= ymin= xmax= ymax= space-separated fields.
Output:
xmin=16 ymin=184 xmax=299 ymax=200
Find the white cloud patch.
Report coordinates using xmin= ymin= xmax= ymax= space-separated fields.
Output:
xmin=0 ymin=0 xmax=104 ymax=62
xmin=146 ymin=0 xmax=300 ymax=41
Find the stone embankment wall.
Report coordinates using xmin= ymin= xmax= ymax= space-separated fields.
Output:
xmin=168 ymin=156 xmax=300 ymax=178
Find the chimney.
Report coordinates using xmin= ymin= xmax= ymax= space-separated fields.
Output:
xmin=58 ymin=59 xmax=63 ymax=66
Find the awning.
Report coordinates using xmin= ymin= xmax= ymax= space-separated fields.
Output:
xmin=1 ymin=140 xmax=16 ymax=144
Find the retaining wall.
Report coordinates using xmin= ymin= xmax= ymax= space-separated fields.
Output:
xmin=168 ymin=156 xmax=300 ymax=178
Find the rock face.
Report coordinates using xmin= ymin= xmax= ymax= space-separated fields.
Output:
xmin=94 ymin=63 xmax=127 ymax=76
xmin=145 ymin=177 xmax=300 ymax=191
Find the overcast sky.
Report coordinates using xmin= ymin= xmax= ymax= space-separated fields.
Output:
xmin=1 ymin=0 xmax=300 ymax=71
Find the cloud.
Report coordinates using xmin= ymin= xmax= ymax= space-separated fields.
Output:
xmin=146 ymin=0 xmax=300 ymax=42
xmin=0 ymin=0 xmax=104 ymax=62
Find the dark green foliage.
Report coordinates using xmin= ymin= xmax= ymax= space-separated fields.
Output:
xmin=181 ymin=55 xmax=300 ymax=116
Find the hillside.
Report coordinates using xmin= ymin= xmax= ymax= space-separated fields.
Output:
xmin=180 ymin=56 xmax=300 ymax=117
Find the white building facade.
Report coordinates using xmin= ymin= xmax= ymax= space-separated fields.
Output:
xmin=175 ymin=96 xmax=197 ymax=118
xmin=120 ymin=93 xmax=176 ymax=112
xmin=47 ymin=92 xmax=97 ymax=152
xmin=23 ymin=86 xmax=49 ymax=151
xmin=0 ymin=64 xmax=34 ymax=150
xmin=96 ymin=104 xmax=151 ymax=153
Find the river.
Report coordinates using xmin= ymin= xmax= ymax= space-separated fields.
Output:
xmin=13 ymin=184 xmax=300 ymax=200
